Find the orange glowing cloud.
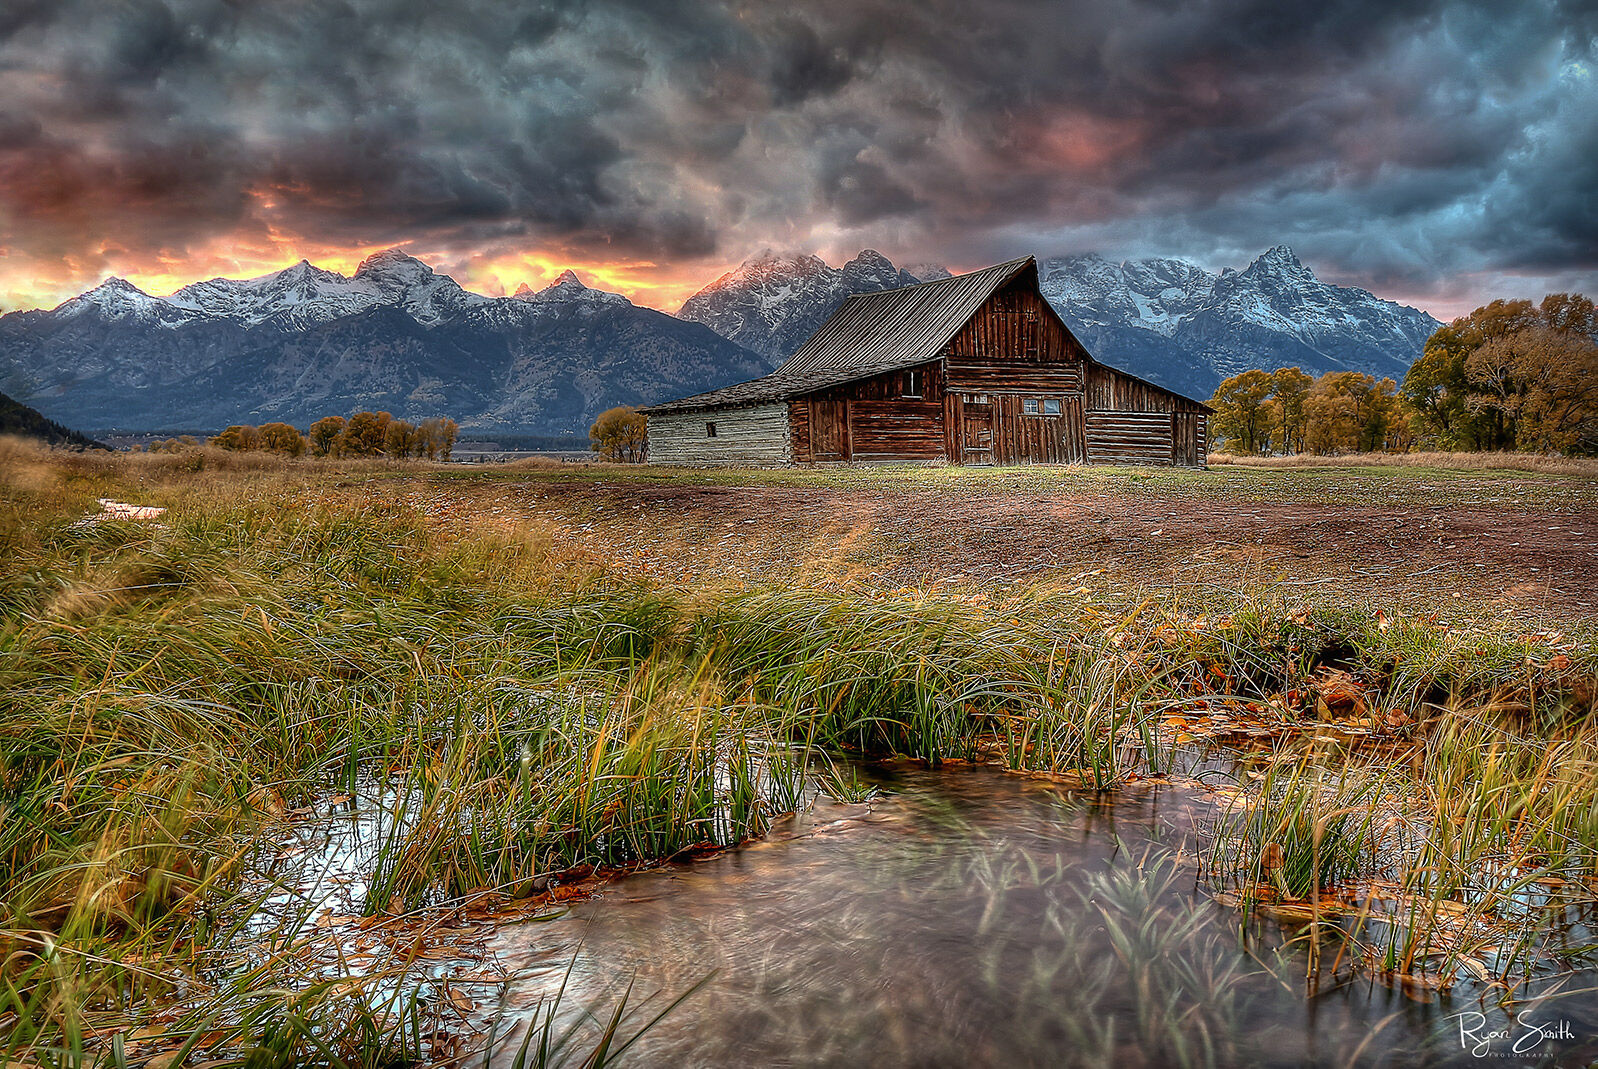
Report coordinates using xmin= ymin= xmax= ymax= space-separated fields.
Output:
xmin=0 ymin=237 xmax=722 ymax=315
xmin=983 ymin=109 xmax=1151 ymax=182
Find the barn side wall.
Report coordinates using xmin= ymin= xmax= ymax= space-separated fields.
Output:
xmin=1083 ymin=363 xmax=1209 ymax=468
xmin=647 ymin=404 xmax=792 ymax=465
xmin=792 ymin=361 xmax=947 ymax=463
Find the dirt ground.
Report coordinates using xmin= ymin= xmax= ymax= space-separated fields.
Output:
xmin=396 ymin=468 xmax=1598 ymax=619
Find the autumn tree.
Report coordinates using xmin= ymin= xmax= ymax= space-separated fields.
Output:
xmin=1269 ymin=367 xmax=1313 ymax=454
xmin=1403 ymin=292 xmax=1598 ymax=454
xmin=309 ymin=416 xmax=346 ymax=456
xmin=589 ymin=406 xmax=648 ymax=462
xmin=417 ymin=417 xmax=459 ymax=460
xmin=339 ymin=411 xmax=392 ymax=456
xmin=210 ymin=425 xmax=261 ymax=451
xmin=258 ymin=422 xmax=306 ymax=456
xmin=1403 ymin=298 xmax=1544 ymax=450
xmin=383 ymin=418 xmax=418 ymax=458
xmin=1208 ymin=370 xmax=1276 ymax=454
xmin=1468 ymin=323 xmax=1598 ymax=454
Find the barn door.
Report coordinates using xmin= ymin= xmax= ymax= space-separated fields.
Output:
xmin=811 ymin=399 xmax=849 ymax=461
xmin=961 ymin=401 xmax=994 ymax=465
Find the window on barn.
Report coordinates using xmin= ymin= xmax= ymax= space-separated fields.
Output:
xmin=1042 ymin=398 xmax=1062 ymax=415
xmin=1022 ymin=398 xmax=1040 ymax=415
xmin=902 ymin=369 xmax=923 ymax=398
xmin=706 ymin=422 xmax=718 ymax=438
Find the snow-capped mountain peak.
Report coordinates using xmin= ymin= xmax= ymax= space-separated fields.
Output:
xmin=905 ymin=263 xmax=954 ymax=282
xmin=55 ymin=277 xmax=189 ymax=324
xmin=1038 ymin=253 xmax=1214 ymax=339
xmin=165 ymin=249 xmax=485 ymax=328
xmin=513 ymin=269 xmax=630 ymax=306
xmin=1241 ymin=244 xmax=1318 ymax=284
xmin=2 ymin=251 xmax=765 ymax=438
xmin=677 ymin=248 xmax=921 ymax=364
xmin=841 ymin=249 xmax=919 ymax=292
xmin=354 ymin=247 xmax=431 ymax=279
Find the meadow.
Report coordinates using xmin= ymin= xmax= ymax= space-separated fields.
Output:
xmin=1 ymin=438 xmax=1595 ymax=1066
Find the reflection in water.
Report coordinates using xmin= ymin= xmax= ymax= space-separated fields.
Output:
xmin=494 ymin=764 xmax=1598 ymax=1067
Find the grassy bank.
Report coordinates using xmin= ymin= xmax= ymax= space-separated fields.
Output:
xmin=2 ymin=439 xmax=1595 ymax=1064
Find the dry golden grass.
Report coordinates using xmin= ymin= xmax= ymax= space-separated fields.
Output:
xmin=1206 ymin=449 xmax=1598 ymax=476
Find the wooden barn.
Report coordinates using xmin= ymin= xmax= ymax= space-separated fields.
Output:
xmin=643 ymin=256 xmax=1210 ymax=467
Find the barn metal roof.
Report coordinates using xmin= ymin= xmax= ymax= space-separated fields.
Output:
xmin=643 ymin=257 xmax=1036 ymax=414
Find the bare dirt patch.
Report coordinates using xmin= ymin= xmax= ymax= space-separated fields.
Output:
xmin=394 ymin=472 xmax=1598 ymax=618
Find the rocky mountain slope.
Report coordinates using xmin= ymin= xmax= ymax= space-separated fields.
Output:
xmin=677 ymin=250 xmax=931 ymax=364
xmin=0 ymin=255 xmax=762 ymax=434
xmin=1038 ymin=246 xmax=1440 ymax=397
xmin=0 ymin=389 xmax=104 ymax=448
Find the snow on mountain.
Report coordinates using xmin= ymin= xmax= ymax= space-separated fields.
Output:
xmin=679 ymin=243 xmax=1434 ymax=392
xmin=512 ymin=269 xmax=631 ymax=306
xmin=904 ymin=263 xmax=954 ymax=282
xmin=2 ymin=242 xmax=1442 ymax=435
xmin=1039 ymin=253 xmax=1214 ymax=339
xmin=677 ymin=248 xmax=920 ymax=364
xmin=1039 ymin=246 xmax=1439 ymax=395
xmin=54 ymin=277 xmax=197 ymax=327
xmin=0 ymin=254 xmax=760 ymax=435
xmin=167 ymin=249 xmax=487 ymax=330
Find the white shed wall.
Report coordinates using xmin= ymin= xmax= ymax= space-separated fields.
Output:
xmin=647 ymin=404 xmax=792 ymax=465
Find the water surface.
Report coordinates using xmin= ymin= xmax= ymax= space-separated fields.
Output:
xmin=495 ymin=763 xmax=1598 ymax=1067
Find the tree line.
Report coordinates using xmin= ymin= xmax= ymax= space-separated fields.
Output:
xmin=1210 ymin=293 xmax=1598 ymax=456
xmin=151 ymin=412 xmax=459 ymax=459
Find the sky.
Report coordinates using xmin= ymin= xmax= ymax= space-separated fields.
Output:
xmin=0 ymin=0 xmax=1593 ymax=321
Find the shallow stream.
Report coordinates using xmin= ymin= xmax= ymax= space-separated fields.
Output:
xmin=485 ymin=763 xmax=1598 ymax=1067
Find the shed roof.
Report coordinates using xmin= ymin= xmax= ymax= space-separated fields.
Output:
xmin=644 ymin=257 xmax=1035 ymax=414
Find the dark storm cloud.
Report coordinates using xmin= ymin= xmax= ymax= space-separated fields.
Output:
xmin=0 ymin=0 xmax=1591 ymax=309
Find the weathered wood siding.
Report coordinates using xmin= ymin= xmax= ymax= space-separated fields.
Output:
xmin=1172 ymin=412 xmax=1208 ymax=467
xmin=944 ymin=282 xmax=1088 ymax=393
xmin=1084 ymin=364 xmax=1208 ymax=414
xmin=1085 ymin=411 xmax=1174 ymax=465
xmin=791 ymin=362 xmax=946 ymax=463
xmin=1082 ymin=362 xmax=1208 ymax=467
xmin=946 ymin=392 xmax=1085 ymax=464
xmin=647 ymin=404 xmax=792 ymax=465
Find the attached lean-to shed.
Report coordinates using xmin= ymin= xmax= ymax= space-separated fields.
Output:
xmin=643 ymin=256 xmax=1210 ymax=467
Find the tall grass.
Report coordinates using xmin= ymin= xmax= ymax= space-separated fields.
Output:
xmin=3 ymin=441 xmax=1596 ymax=1060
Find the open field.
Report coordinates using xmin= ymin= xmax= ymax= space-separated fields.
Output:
xmin=385 ymin=459 xmax=1598 ymax=618
xmin=2 ymin=439 xmax=1597 ymax=1065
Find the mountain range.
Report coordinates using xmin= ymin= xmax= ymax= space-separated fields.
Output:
xmin=0 ymin=245 xmax=1440 ymax=435
xmin=0 ymin=253 xmax=762 ymax=435
xmin=1034 ymin=246 xmax=1440 ymax=399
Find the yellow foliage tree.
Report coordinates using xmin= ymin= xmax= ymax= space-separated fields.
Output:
xmin=210 ymin=425 xmax=260 ymax=451
xmin=589 ymin=407 xmax=648 ymax=462
xmin=258 ymin=422 xmax=306 ymax=456
xmin=308 ymin=416 xmax=346 ymax=456
xmin=417 ymin=417 xmax=459 ymax=460
xmin=339 ymin=411 xmax=392 ymax=456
